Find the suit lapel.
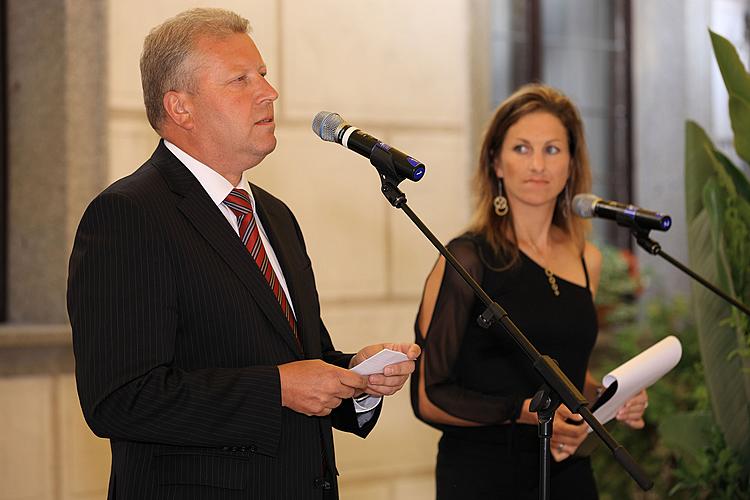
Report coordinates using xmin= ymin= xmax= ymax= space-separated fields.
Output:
xmin=150 ymin=142 xmax=303 ymax=358
xmin=251 ymin=186 xmax=316 ymax=358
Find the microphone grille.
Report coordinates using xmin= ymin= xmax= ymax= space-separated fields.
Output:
xmin=572 ymin=193 xmax=601 ymax=218
xmin=312 ymin=111 xmax=345 ymax=142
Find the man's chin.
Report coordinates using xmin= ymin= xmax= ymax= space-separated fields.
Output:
xmin=262 ymin=139 xmax=277 ymax=157
xmin=245 ymin=142 xmax=277 ymax=170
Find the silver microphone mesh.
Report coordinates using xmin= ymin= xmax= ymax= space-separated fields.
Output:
xmin=571 ymin=193 xmax=601 ymax=218
xmin=312 ymin=111 xmax=345 ymax=142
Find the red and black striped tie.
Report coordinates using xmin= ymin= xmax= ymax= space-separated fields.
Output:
xmin=223 ymin=189 xmax=300 ymax=347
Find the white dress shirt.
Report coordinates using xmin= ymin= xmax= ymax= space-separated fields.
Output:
xmin=164 ymin=140 xmax=295 ymax=317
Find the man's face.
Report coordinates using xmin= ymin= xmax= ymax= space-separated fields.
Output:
xmin=187 ymin=33 xmax=278 ymax=171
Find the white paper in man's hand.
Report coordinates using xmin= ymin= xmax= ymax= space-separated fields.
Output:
xmin=350 ymin=348 xmax=409 ymax=376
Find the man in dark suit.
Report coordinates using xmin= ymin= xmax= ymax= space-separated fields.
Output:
xmin=67 ymin=8 xmax=419 ymax=500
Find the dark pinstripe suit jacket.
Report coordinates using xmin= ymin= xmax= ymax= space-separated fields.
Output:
xmin=67 ymin=141 xmax=379 ymax=499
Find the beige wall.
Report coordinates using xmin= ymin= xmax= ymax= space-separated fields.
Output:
xmin=2 ymin=1 xmax=481 ymax=499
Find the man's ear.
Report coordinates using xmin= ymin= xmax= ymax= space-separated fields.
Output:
xmin=163 ymin=90 xmax=194 ymax=130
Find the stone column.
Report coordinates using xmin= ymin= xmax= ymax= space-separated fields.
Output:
xmin=7 ymin=0 xmax=107 ymax=323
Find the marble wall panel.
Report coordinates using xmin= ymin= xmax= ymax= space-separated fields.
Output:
xmin=251 ymin=126 xmax=390 ymax=300
xmin=0 ymin=376 xmax=54 ymax=500
xmin=58 ymin=375 xmax=110 ymax=500
xmin=319 ymin=300 xmax=419 ymax=349
xmin=386 ymin=131 xmax=473 ymax=297
xmin=391 ymin=475 xmax=436 ymax=500
xmin=108 ymin=116 xmax=160 ymax=183
xmin=336 ymin=481 xmax=392 ymax=500
xmin=280 ymin=0 xmax=469 ymax=126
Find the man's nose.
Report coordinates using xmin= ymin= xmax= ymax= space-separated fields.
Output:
xmin=263 ymin=79 xmax=279 ymax=102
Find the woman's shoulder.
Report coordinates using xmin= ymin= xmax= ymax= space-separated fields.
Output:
xmin=448 ymin=232 xmax=512 ymax=271
xmin=447 ymin=232 xmax=485 ymax=253
xmin=582 ymin=241 xmax=603 ymax=295
xmin=583 ymin=241 xmax=602 ymax=269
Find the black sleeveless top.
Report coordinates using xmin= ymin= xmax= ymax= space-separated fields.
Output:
xmin=411 ymin=234 xmax=598 ymax=445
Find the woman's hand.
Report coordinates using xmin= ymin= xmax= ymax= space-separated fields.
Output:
xmin=616 ymin=389 xmax=648 ymax=429
xmin=549 ymin=405 xmax=589 ymax=462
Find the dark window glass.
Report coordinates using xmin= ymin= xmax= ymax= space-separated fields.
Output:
xmin=1 ymin=0 xmax=7 ymax=319
xmin=491 ymin=0 xmax=633 ymax=247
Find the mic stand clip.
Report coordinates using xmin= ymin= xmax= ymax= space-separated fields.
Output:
xmin=630 ymin=226 xmax=750 ymax=317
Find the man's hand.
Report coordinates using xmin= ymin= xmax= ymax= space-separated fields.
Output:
xmin=278 ymin=359 xmax=368 ymax=416
xmin=349 ymin=343 xmax=421 ymax=397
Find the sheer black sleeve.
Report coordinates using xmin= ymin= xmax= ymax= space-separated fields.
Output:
xmin=413 ymin=237 xmax=523 ymax=425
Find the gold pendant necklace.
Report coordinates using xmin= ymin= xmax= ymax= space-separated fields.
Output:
xmin=526 ymin=240 xmax=561 ymax=297
xmin=544 ymin=268 xmax=560 ymax=297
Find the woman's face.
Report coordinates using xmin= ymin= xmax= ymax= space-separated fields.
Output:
xmin=494 ymin=111 xmax=571 ymax=211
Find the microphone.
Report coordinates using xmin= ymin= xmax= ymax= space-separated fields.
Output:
xmin=572 ymin=194 xmax=672 ymax=232
xmin=312 ymin=111 xmax=426 ymax=182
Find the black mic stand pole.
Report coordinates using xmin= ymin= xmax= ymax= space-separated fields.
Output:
xmin=631 ymin=228 xmax=750 ymax=317
xmin=373 ymin=162 xmax=653 ymax=498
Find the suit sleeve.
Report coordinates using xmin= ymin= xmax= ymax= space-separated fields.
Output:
xmin=67 ymin=192 xmax=282 ymax=455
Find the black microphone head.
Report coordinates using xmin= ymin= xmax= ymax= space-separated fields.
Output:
xmin=312 ymin=111 xmax=345 ymax=142
xmin=572 ymin=193 xmax=601 ymax=218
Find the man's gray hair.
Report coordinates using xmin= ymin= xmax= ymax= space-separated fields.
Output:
xmin=140 ymin=8 xmax=250 ymax=132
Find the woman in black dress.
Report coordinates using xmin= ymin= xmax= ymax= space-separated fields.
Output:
xmin=410 ymin=83 xmax=648 ymax=499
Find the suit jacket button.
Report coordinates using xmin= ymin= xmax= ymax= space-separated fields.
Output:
xmin=250 ymin=445 xmax=257 ymax=453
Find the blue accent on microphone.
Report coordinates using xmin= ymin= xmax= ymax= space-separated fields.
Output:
xmin=412 ymin=165 xmax=425 ymax=180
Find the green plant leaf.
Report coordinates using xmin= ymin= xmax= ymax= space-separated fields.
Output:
xmin=729 ymin=93 xmax=750 ymax=164
xmin=714 ymin=149 xmax=750 ymax=203
xmin=710 ymin=30 xmax=750 ymax=103
xmin=658 ymin=410 xmax=714 ymax=476
xmin=703 ymin=179 xmax=732 ymax=297
xmin=685 ymin=121 xmax=718 ymax=221
xmin=688 ymin=200 xmax=750 ymax=470
xmin=684 ymin=29 xmax=750 ymax=484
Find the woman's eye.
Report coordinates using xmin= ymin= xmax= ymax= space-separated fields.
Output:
xmin=513 ymin=144 xmax=529 ymax=154
xmin=546 ymin=145 xmax=560 ymax=154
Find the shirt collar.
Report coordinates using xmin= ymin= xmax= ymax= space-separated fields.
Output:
xmin=164 ymin=140 xmax=256 ymax=211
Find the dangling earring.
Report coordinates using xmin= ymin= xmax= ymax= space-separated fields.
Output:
xmin=494 ymin=177 xmax=509 ymax=216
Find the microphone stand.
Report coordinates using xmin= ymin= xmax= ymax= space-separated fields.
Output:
xmin=370 ymin=155 xmax=653 ymax=498
xmin=631 ymin=227 xmax=750 ymax=317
